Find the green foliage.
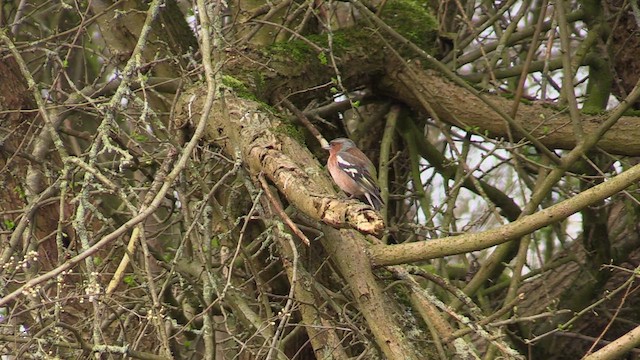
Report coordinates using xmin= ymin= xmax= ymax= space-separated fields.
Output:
xmin=3 ymin=219 xmax=15 ymax=230
xmin=162 ymin=253 xmax=173 ymax=262
xmin=93 ymin=257 xmax=102 ymax=266
xmin=123 ymin=275 xmax=137 ymax=287
xmin=464 ymin=125 xmax=481 ymax=133
xmin=14 ymin=185 xmax=25 ymax=200
xmin=317 ymin=51 xmax=328 ymax=65
xmin=132 ymin=132 xmax=148 ymax=142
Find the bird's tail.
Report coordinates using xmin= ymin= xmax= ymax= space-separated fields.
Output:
xmin=364 ymin=191 xmax=384 ymax=211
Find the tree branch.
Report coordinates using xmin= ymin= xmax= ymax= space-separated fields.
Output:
xmin=370 ymin=161 xmax=640 ymax=265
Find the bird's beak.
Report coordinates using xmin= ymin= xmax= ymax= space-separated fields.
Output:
xmin=321 ymin=140 xmax=331 ymax=150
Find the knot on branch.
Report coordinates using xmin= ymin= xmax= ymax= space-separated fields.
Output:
xmin=321 ymin=199 xmax=385 ymax=236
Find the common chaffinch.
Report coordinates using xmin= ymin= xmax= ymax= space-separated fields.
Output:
xmin=324 ymin=138 xmax=384 ymax=210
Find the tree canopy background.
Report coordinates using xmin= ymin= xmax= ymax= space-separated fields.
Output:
xmin=1 ymin=0 xmax=640 ymax=359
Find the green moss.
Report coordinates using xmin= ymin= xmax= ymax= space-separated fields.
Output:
xmin=262 ymin=40 xmax=323 ymax=76
xmin=618 ymin=109 xmax=640 ymax=117
xmin=381 ymin=0 xmax=438 ymax=52
xmin=265 ymin=40 xmax=316 ymax=62
xmin=498 ymin=91 xmax=534 ymax=105
xmin=275 ymin=121 xmax=306 ymax=145
xmin=252 ymin=71 xmax=266 ymax=94
xmin=3 ymin=219 xmax=15 ymax=231
xmin=257 ymin=102 xmax=278 ymax=115
xmin=581 ymin=106 xmax=607 ymax=115
xmin=306 ymin=31 xmax=347 ymax=53
xmin=264 ymin=29 xmax=370 ymax=65
xmin=221 ymin=75 xmax=258 ymax=101
xmin=221 ymin=74 xmax=277 ymax=113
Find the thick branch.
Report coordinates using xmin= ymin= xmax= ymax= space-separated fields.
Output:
xmin=228 ymin=35 xmax=640 ymax=156
xmin=382 ymin=66 xmax=640 ymax=156
xmin=369 ymin=162 xmax=640 ymax=266
xmin=176 ymin=89 xmax=384 ymax=235
xmin=175 ymin=89 xmax=420 ymax=357
xmin=322 ymin=228 xmax=422 ymax=359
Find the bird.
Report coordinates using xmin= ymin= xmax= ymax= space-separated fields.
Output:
xmin=324 ymin=138 xmax=384 ymax=210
